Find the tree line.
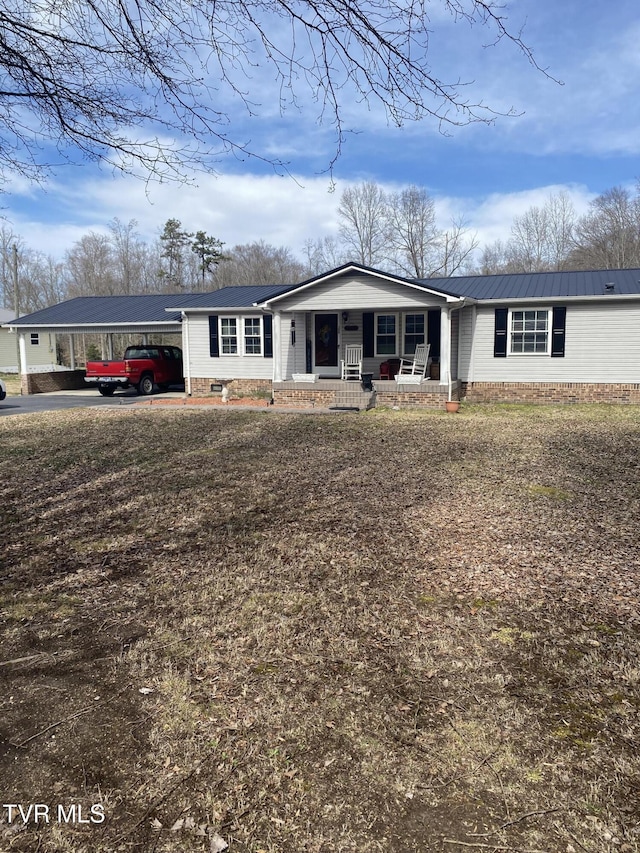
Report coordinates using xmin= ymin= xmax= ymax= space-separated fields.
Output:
xmin=2 ymin=180 xmax=640 ymax=315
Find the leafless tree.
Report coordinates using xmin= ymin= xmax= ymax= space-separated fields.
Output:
xmin=473 ymin=192 xmax=577 ymax=274
xmin=570 ymin=186 xmax=640 ymax=270
xmin=508 ymin=192 xmax=576 ymax=271
xmin=0 ymin=224 xmax=21 ymax=309
xmin=430 ymin=217 xmax=479 ymax=277
xmin=386 ymin=185 xmax=438 ymax=277
xmin=338 ymin=182 xmax=388 ymax=267
xmin=108 ymin=218 xmax=149 ymax=295
xmin=65 ymin=232 xmax=117 ymax=297
xmin=17 ymin=251 xmax=66 ymax=311
xmin=302 ymin=236 xmax=347 ymax=276
xmin=213 ymin=241 xmax=306 ymax=287
xmin=0 ymin=0 xmax=545 ymax=187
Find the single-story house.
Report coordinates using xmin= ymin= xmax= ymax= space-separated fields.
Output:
xmin=6 ymin=263 xmax=640 ymax=405
xmin=0 ymin=308 xmax=60 ymax=374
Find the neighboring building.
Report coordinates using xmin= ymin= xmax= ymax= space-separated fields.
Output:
xmin=7 ymin=264 xmax=640 ymax=406
xmin=0 ymin=309 xmax=60 ymax=373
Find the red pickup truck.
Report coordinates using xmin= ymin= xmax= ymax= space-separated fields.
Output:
xmin=85 ymin=345 xmax=184 ymax=396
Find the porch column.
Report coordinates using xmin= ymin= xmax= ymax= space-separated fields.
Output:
xmin=273 ymin=310 xmax=283 ymax=382
xmin=18 ymin=331 xmax=27 ymax=378
xmin=69 ymin=335 xmax=76 ymax=370
xmin=107 ymin=334 xmax=114 ymax=360
xmin=181 ymin=312 xmax=192 ymax=396
xmin=439 ymin=307 xmax=451 ymax=390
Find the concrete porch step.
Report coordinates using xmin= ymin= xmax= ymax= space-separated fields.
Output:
xmin=332 ymin=388 xmax=377 ymax=411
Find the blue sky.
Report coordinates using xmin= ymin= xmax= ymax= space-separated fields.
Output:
xmin=2 ymin=0 xmax=640 ymax=266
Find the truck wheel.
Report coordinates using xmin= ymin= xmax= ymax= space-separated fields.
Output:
xmin=98 ymin=385 xmax=115 ymax=397
xmin=137 ymin=374 xmax=155 ymax=396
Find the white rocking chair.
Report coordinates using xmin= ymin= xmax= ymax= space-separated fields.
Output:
xmin=341 ymin=344 xmax=363 ymax=381
xmin=395 ymin=343 xmax=431 ymax=384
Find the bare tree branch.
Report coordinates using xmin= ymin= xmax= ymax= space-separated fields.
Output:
xmin=0 ymin=0 xmax=548 ymax=186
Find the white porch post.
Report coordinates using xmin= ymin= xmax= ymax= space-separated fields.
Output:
xmin=439 ymin=307 xmax=451 ymax=392
xmin=69 ymin=335 xmax=76 ymax=370
xmin=18 ymin=331 xmax=28 ymax=380
xmin=272 ymin=311 xmax=282 ymax=382
xmin=107 ymin=334 xmax=114 ymax=359
xmin=181 ymin=312 xmax=192 ymax=396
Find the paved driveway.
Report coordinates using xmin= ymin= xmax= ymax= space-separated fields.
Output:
xmin=0 ymin=388 xmax=186 ymax=418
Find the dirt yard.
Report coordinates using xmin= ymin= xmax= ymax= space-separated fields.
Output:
xmin=1 ymin=405 xmax=639 ymax=853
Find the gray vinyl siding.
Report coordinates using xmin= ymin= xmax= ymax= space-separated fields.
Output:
xmin=457 ymin=306 xmax=474 ymax=382
xmin=186 ymin=312 xmax=307 ymax=380
xmin=273 ymin=273 xmax=445 ymax=311
xmin=0 ymin=329 xmax=17 ymax=370
xmin=471 ymin=301 xmax=640 ymax=383
xmin=0 ymin=329 xmax=58 ymax=371
xmin=187 ymin=313 xmax=279 ymax=380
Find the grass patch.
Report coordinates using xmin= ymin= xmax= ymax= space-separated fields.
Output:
xmin=0 ymin=371 xmax=21 ymax=395
xmin=1 ymin=407 xmax=639 ymax=852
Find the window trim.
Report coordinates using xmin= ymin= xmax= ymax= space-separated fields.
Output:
xmin=242 ymin=316 xmax=264 ymax=356
xmin=219 ymin=317 xmax=238 ymax=355
xmin=508 ymin=307 xmax=552 ymax=356
xmin=217 ymin=315 xmax=264 ymax=357
xmin=403 ymin=312 xmax=426 ymax=357
xmin=374 ymin=312 xmax=399 ymax=357
xmin=30 ymin=332 xmax=40 ymax=346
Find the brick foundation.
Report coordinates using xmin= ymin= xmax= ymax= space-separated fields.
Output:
xmin=189 ymin=377 xmax=272 ymax=397
xmin=272 ymin=388 xmax=336 ymax=408
xmin=463 ymin=382 xmax=640 ymax=404
xmin=21 ymin=370 xmax=87 ymax=395
xmin=189 ymin=377 xmax=457 ymax=409
xmin=376 ymin=390 xmax=450 ymax=408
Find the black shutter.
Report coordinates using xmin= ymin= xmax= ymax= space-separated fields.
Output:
xmin=263 ymin=314 xmax=273 ymax=358
xmin=494 ymin=308 xmax=508 ymax=358
xmin=551 ymin=307 xmax=566 ymax=357
xmin=209 ymin=315 xmax=219 ymax=357
xmin=427 ymin=309 xmax=441 ymax=360
xmin=363 ymin=312 xmax=374 ymax=357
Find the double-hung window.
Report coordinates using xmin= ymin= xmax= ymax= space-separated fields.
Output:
xmin=220 ymin=318 xmax=238 ymax=354
xmin=509 ymin=309 xmax=550 ymax=354
xmin=218 ymin=316 xmax=264 ymax=356
xmin=243 ymin=318 xmax=262 ymax=355
xmin=375 ymin=314 xmax=397 ymax=356
xmin=404 ymin=314 xmax=425 ymax=355
xmin=30 ymin=333 xmax=40 ymax=346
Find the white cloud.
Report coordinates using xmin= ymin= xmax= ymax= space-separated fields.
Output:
xmin=7 ymin=170 xmax=604 ymax=272
xmin=7 ymin=171 xmax=345 ymax=259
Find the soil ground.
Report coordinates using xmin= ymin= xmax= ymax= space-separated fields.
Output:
xmin=1 ymin=404 xmax=639 ymax=853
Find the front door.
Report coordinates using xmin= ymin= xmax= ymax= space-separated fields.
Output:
xmin=313 ymin=313 xmax=339 ymax=376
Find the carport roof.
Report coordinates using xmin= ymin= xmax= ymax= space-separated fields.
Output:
xmin=6 ymin=287 xmax=298 ymax=328
xmin=6 ymin=293 xmax=202 ymax=327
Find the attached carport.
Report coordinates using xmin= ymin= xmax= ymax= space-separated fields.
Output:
xmin=5 ymin=294 xmax=196 ymax=394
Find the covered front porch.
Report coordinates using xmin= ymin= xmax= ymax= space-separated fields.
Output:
xmin=259 ymin=264 xmax=464 ymax=409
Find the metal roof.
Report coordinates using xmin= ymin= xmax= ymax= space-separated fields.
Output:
xmin=7 ymin=268 xmax=640 ymax=332
xmin=420 ymin=268 xmax=640 ymax=300
xmin=164 ymin=285 xmax=296 ymax=310
xmin=7 ymin=293 xmax=202 ymax=327
xmin=5 ymin=287 xmax=297 ymax=329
